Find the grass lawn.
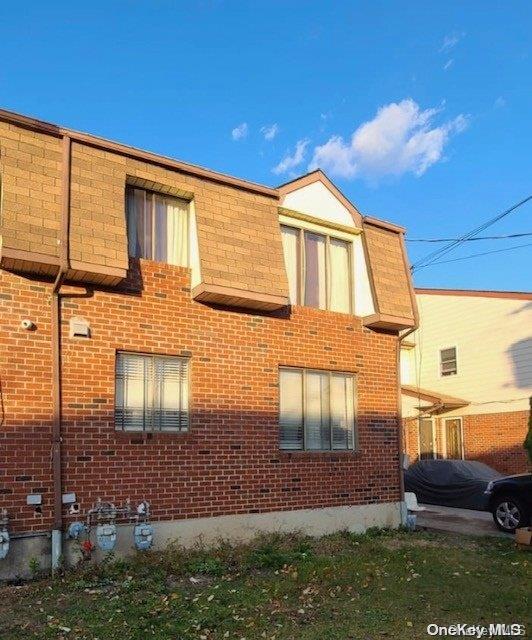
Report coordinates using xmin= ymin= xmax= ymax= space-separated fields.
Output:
xmin=0 ymin=529 xmax=530 ymax=639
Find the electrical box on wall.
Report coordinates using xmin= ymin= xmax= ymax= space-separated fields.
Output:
xmin=69 ymin=317 xmax=90 ymax=339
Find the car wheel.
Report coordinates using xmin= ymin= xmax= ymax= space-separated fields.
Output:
xmin=492 ymin=495 xmax=528 ymax=533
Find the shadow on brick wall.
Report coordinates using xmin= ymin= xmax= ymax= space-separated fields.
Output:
xmin=0 ymin=408 xmax=403 ymax=533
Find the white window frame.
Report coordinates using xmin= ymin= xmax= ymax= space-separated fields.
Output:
xmin=279 ymin=366 xmax=357 ymax=452
xmin=439 ymin=346 xmax=458 ymax=377
xmin=114 ymin=351 xmax=190 ymax=433
xmin=442 ymin=416 xmax=464 ymax=459
xmin=280 ymin=223 xmax=354 ymax=314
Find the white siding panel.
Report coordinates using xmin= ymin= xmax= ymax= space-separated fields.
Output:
xmin=282 ymin=182 xmax=356 ymax=228
xmin=402 ymin=294 xmax=532 ymax=416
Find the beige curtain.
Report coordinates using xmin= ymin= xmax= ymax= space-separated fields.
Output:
xmin=127 ymin=188 xmax=188 ymax=265
xmin=281 ymin=226 xmax=299 ymax=303
xmin=166 ymin=199 xmax=189 ymax=266
xmin=329 ymin=238 xmax=350 ymax=313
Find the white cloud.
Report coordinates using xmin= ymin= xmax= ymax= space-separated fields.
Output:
xmin=439 ymin=31 xmax=465 ymax=53
xmin=443 ymin=58 xmax=454 ymax=71
xmin=272 ymin=139 xmax=310 ymax=175
xmin=231 ymin=122 xmax=248 ymax=141
xmin=494 ymin=96 xmax=506 ymax=109
xmin=308 ymin=99 xmax=468 ymax=181
xmin=261 ymin=123 xmax=280 ymax=141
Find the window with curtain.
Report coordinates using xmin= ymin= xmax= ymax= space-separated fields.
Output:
xmin=115 ymin=352 xmax=189 ymax=432
xmin=280 ymin=225 xmax=351 ymax=313
xmin=126 ymin=187 xmax=189 ymax=266
xmin=440 ymin=347 xmax=457 ymax=376
xmin=279 ymin=367 xmax=356 ymax=451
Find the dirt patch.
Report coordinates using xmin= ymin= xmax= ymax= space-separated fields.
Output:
xmin=380 ymin=534 xmax=480 ymax=551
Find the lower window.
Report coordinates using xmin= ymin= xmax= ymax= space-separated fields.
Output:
xmin=115 ymin=352 xmax=189 ymax=432
xmin=279 ymin=367 xmax=356 ymax=451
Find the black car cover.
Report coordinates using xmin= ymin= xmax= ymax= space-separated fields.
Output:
xmin=404 ymin=459 xmax=503 ymax=510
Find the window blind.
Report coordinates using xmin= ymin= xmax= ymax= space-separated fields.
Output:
xmin=279 ymin=368 xmax=304 ymax=449
xmin=115 ymin=353 xmax=189 ymax=432
xmin=280 ymin=367 xmax=356 ymax=451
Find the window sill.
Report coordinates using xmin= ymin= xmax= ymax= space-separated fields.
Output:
xmin=278 ymin=449 xmax=361 ymax=462
xmin=114 ymin=430 xmax=190 ymax=442
xmin=289 ymin=303 xmax=357 ymax=318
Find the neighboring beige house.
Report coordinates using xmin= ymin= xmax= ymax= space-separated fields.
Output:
xmin=401 ymin=288 xmax=532 ymax=475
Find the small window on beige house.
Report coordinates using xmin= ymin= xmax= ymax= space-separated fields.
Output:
xmin=126 ymin=187 xmax=189 ymax=266
xmin=280 ymin=225 xmax=352 ymax=313
xmin=440 ymin=347 xmax=457 ymax=376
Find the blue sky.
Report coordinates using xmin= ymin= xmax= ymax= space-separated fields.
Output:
xmin=1 ymin=1 xmax=531 ymax=290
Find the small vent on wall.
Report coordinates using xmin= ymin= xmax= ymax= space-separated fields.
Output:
xmin=69 ymin=317 xmax=91 ymax=339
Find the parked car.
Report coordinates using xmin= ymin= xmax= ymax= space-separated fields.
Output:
xmin=404 ymin=459 xmax=502 ymax=510
xmin=484 ymin=473 xmax=532 ymax=533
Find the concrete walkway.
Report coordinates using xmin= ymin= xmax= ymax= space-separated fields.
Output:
xmin=416 ymin=504 xmax=511 ymax=538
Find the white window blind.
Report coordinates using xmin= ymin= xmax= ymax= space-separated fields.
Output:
xmin=126 ymin=187 xmax=189 ymax=266
xmin=279 ymin=368 xmax=304 ymax=449
xmin=280 ymin=225 xmax=352 ymax=313
xmin=279 ymin=367 xmax=356 ymax=451
xmin=115 ymin=353 xmax=189 ymax=432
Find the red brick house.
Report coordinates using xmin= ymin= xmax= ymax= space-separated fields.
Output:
xmin=0 ymin=108 xmax=417 ymax=577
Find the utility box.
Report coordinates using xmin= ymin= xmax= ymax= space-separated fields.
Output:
xmin=96 ymin=524 xmax=117 ymax=552
xmin=516 ymin=527 xmax=532 ymax=549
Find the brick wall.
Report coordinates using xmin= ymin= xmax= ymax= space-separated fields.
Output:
xmin=463 ymin=411 xmax=529 ymax=475
xmin=403 ymin=411 xmax=529 ymax=475
xmin=0 ymin=261 xmax=401 ymax=534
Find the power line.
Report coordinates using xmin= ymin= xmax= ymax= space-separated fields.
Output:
xmin=414 ymin=241 xmax=532 ymax=269
xmin=407 ymin=232 xmax=532 ymax=243
xmin=411 ymin=195 xmax=532 ymax=272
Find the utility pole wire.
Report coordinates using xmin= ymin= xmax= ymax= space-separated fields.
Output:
xmin=406 ymin=232 xmax=532 ymax=242
xmin=411 ymin=195 xmax=532 ymax=272
xmin=413 ymin=241 xmax=532 ymax=270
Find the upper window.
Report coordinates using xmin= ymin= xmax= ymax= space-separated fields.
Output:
xmin=279 ymin=367 xmax=356 ymax=451
xmin=115 ymin=352 xmax=189 ymax=432
xmin=440 ymin=347 xmax=457 ymax=376
xmin=280 ymin=225 xmax=352 ymax=313
xmin=126 ymin=187 xmax=189 ymax=266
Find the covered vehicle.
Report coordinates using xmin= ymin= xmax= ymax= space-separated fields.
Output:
xmin=404 ymin=459 xmax=503 ymax=510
